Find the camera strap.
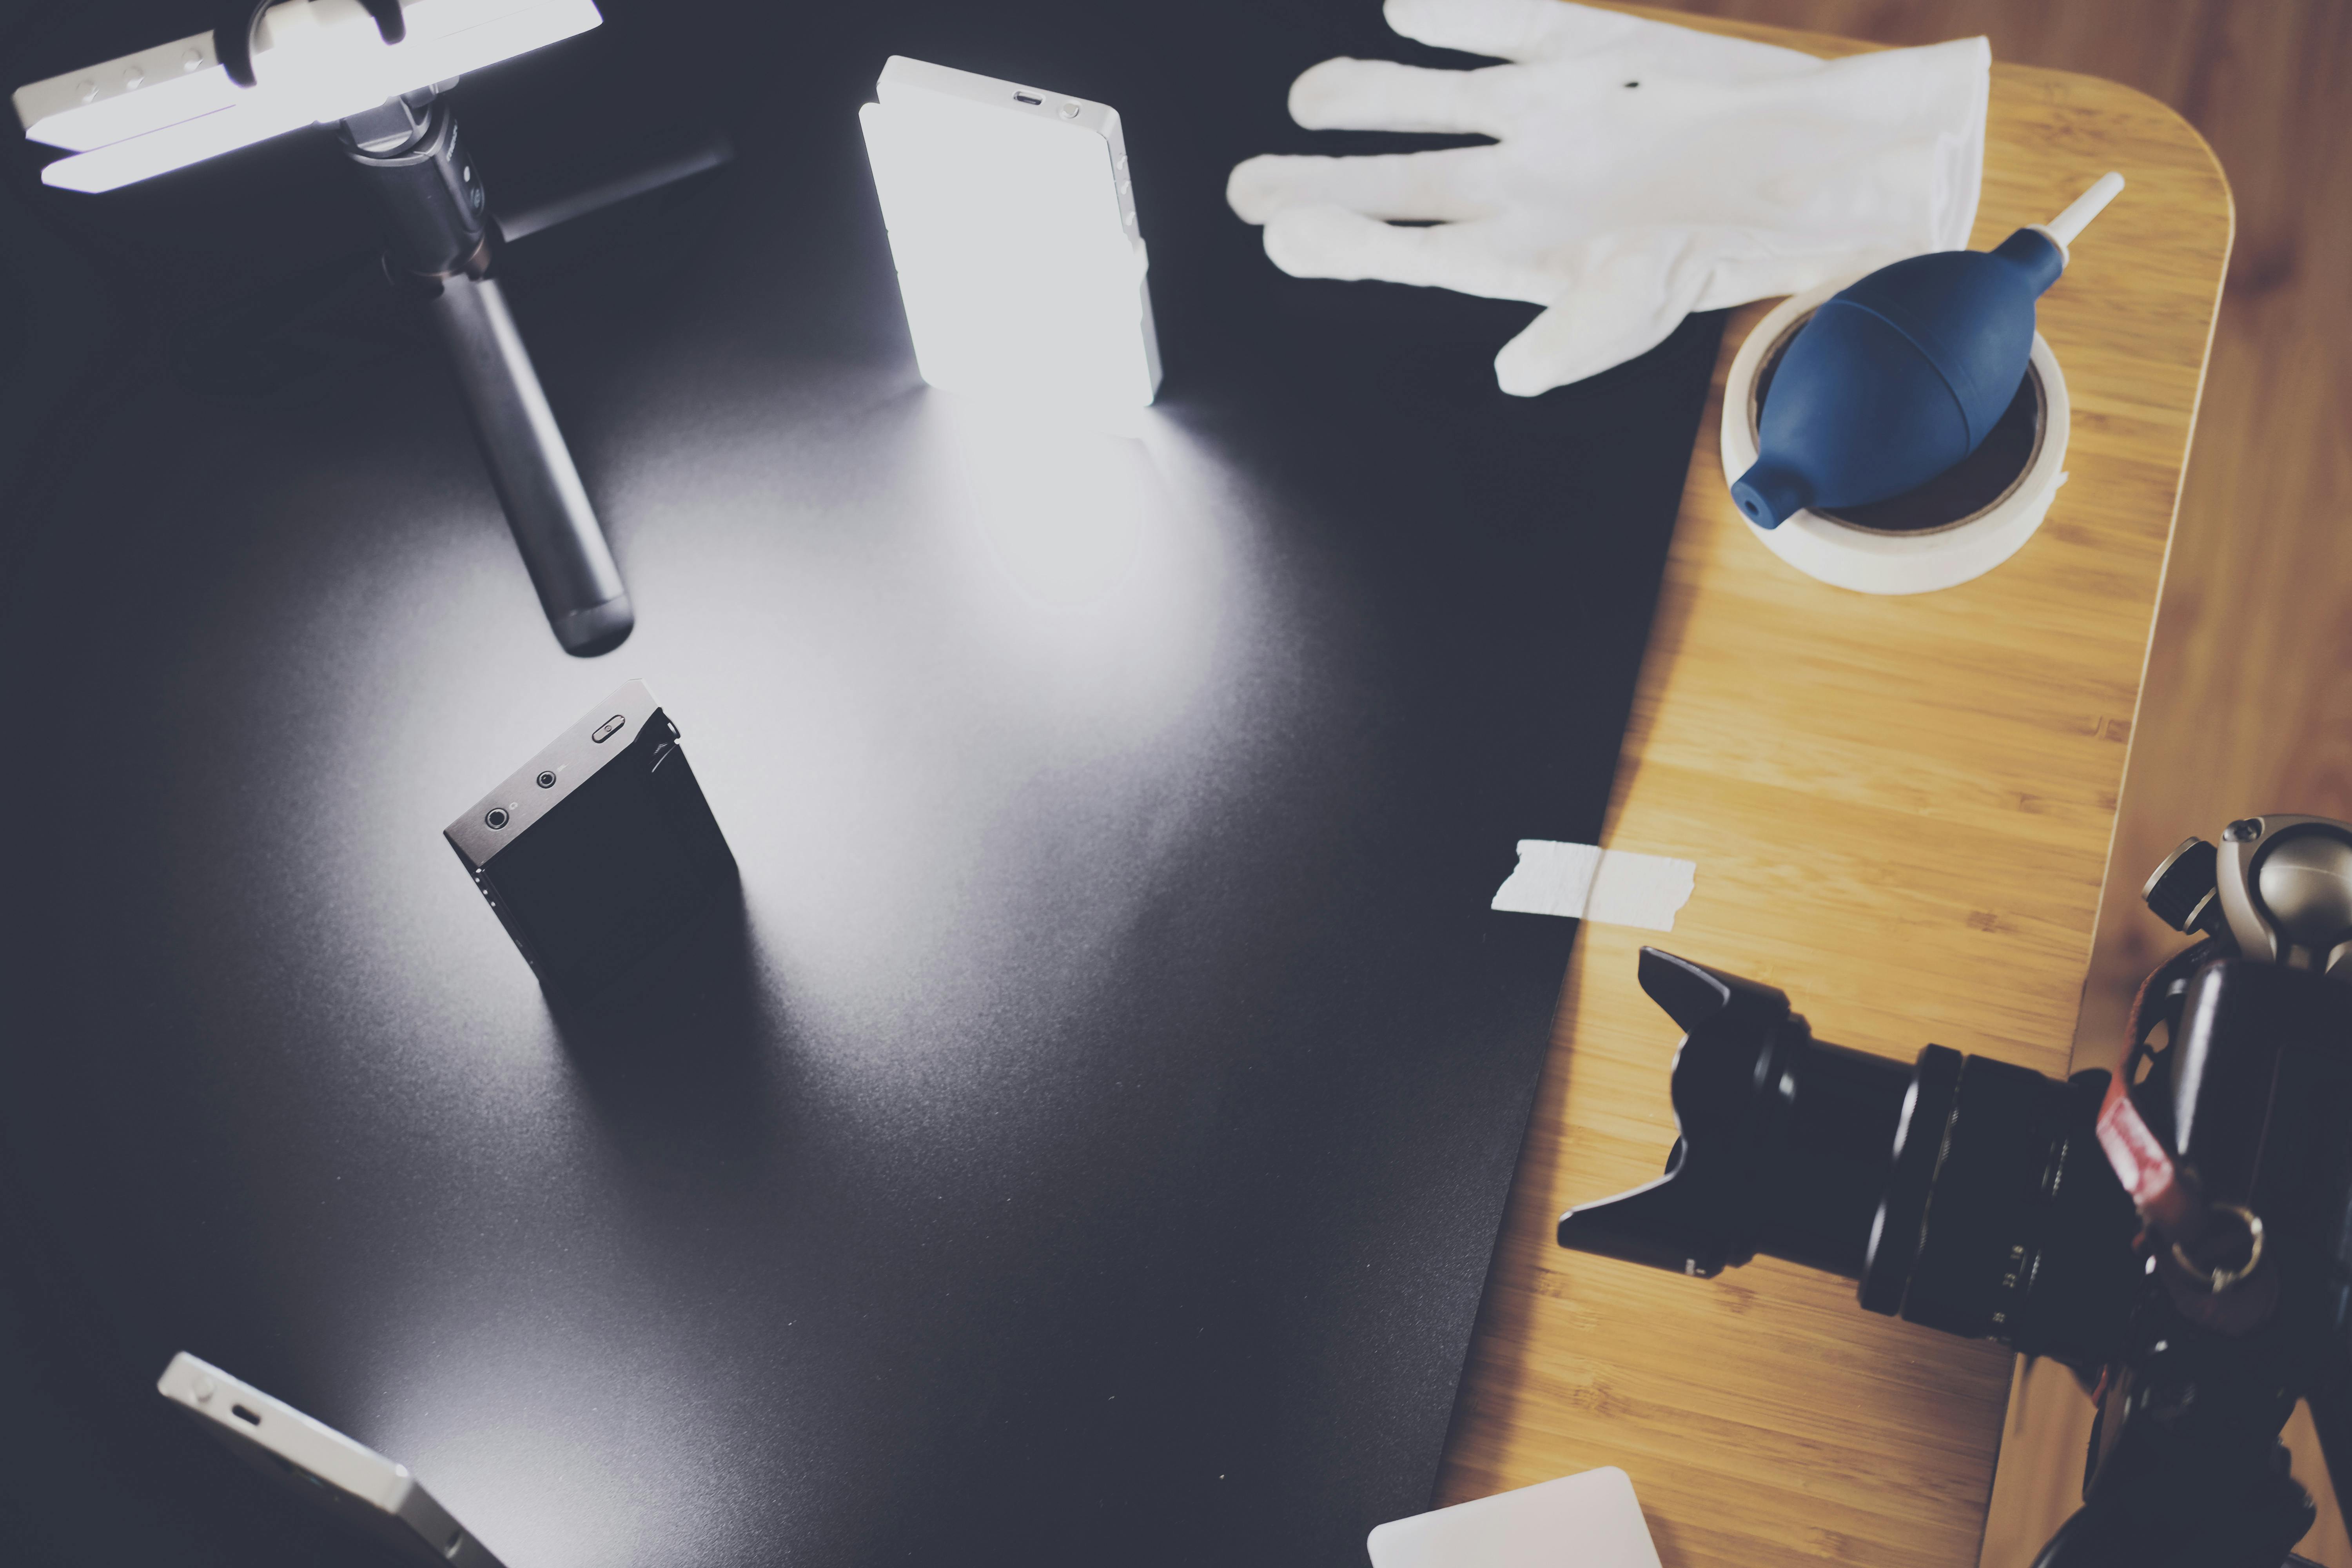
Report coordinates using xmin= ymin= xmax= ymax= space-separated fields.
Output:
xmin=2094 ymin=1076 xmax=2189 ymax=1231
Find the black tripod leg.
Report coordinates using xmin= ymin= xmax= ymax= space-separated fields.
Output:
xmin=430 ymin=272 xmax=632 ymax=656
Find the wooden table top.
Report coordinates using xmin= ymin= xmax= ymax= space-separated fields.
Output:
xmin=1434 ymin=10 xmax=2235 ymax=1567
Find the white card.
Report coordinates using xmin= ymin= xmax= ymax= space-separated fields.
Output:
xmin=1367 ymin=1467 xmax=1662 ymax=1568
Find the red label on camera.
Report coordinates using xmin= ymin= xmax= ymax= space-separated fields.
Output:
xmin=2096 ymin=1076 xmax=2183 ymax=1223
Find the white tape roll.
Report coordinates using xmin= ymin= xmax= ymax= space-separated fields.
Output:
xmin=1720 ymin=278 xmax=2070 ymax=595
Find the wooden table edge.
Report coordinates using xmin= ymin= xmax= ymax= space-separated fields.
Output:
xmin=1439 ymin=10 xmax=2241 ymax=1568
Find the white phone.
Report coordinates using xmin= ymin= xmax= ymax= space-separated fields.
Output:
xmin=156 ymin=1352 xmax=506 ymax=1568
xmin=860 ymin=55 xmax=1161 ymax=410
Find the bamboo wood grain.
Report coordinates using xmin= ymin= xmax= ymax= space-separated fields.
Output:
xmin=1434 ymin=11 xmax=2233 ymax=1567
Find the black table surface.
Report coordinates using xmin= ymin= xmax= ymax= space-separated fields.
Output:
xmin=0 ymin=1 xmax=1722 ymax=1563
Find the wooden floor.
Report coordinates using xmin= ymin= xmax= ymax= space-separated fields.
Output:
xmin=1641 ymin=2 xmax=2352 ymax=1563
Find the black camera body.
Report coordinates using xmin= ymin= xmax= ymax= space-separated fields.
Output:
xmin=1559 ymin=816 xmax=2352 ymax=1568
xmin=445 ymin=681 xmax=736 ymax=1007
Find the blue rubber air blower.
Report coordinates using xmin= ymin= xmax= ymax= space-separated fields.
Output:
xmin=1731 ymin=173 xmax=2125 ymax=530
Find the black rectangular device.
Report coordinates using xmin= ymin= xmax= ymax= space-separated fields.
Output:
xmin=445 ymin=681 xmax=735 ymax=1004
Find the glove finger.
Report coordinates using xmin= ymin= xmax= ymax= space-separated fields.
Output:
xmin=1385 ymin=0 xmax=1817 ymax=81
xmin=1261 ymin=206 xmax=1548 ymax=304
xmin=1288 ymin=57 xmax=1504 ymax=136
xmin=1382 ymin=0 xmax=1637 ymax=64
xmin=1227 ymin=148 xmax=1500 ymax=225
xmin=1690 ymin=243 xmax=1906 ymax=312
xmin=1815 ymin=37 xmax=1991 ymax=250
xmin=1491 ymin=234 xmax=1712 ymax=394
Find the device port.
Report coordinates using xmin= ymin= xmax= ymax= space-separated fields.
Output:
xmin=535 ymin=770 xmax=557 ymax=789
xmin=1014 ymin=93 xmax=1040 ymax=105
xmin=485 ymin=808 xmax=510 ymax=830
xmin=232 ymin=1404 xmax=261 ymax=1426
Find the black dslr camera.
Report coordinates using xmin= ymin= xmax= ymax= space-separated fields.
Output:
xmin=1559 ymin=815 xmax=2352 ymax=1568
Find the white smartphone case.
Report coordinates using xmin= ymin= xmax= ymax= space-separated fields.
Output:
xmin=1367 ymin=1466 xmax=1663 ymax=1568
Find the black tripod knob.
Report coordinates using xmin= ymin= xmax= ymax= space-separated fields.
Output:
xmin=2145 ymin=836 xmax=2221 ymax=934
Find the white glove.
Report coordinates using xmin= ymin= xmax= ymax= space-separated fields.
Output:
xmin=1227 ymin=0 xmax=1989 ymax=394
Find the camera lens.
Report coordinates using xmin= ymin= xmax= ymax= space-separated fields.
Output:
xmin=484 ymin=807 xmax=510 ymax=830
xmin=1757 ymin=1035 xmax=1912 ymax=1277
xmin=1557 ymin=948 xmax=2138 ymax=1365
xmin=1862 ymin=1057 xmax=2136 ymax=1361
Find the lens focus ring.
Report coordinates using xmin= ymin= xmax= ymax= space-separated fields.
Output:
xmin=1894 ymin=1056 xmax=2055 ymax=1339
xmin=1860 ymin=1044 xmax=1961 ymax=1316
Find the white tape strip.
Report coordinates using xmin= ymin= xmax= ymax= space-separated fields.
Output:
xmin=1490 ymin=840 xmax=1695 ymax=931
